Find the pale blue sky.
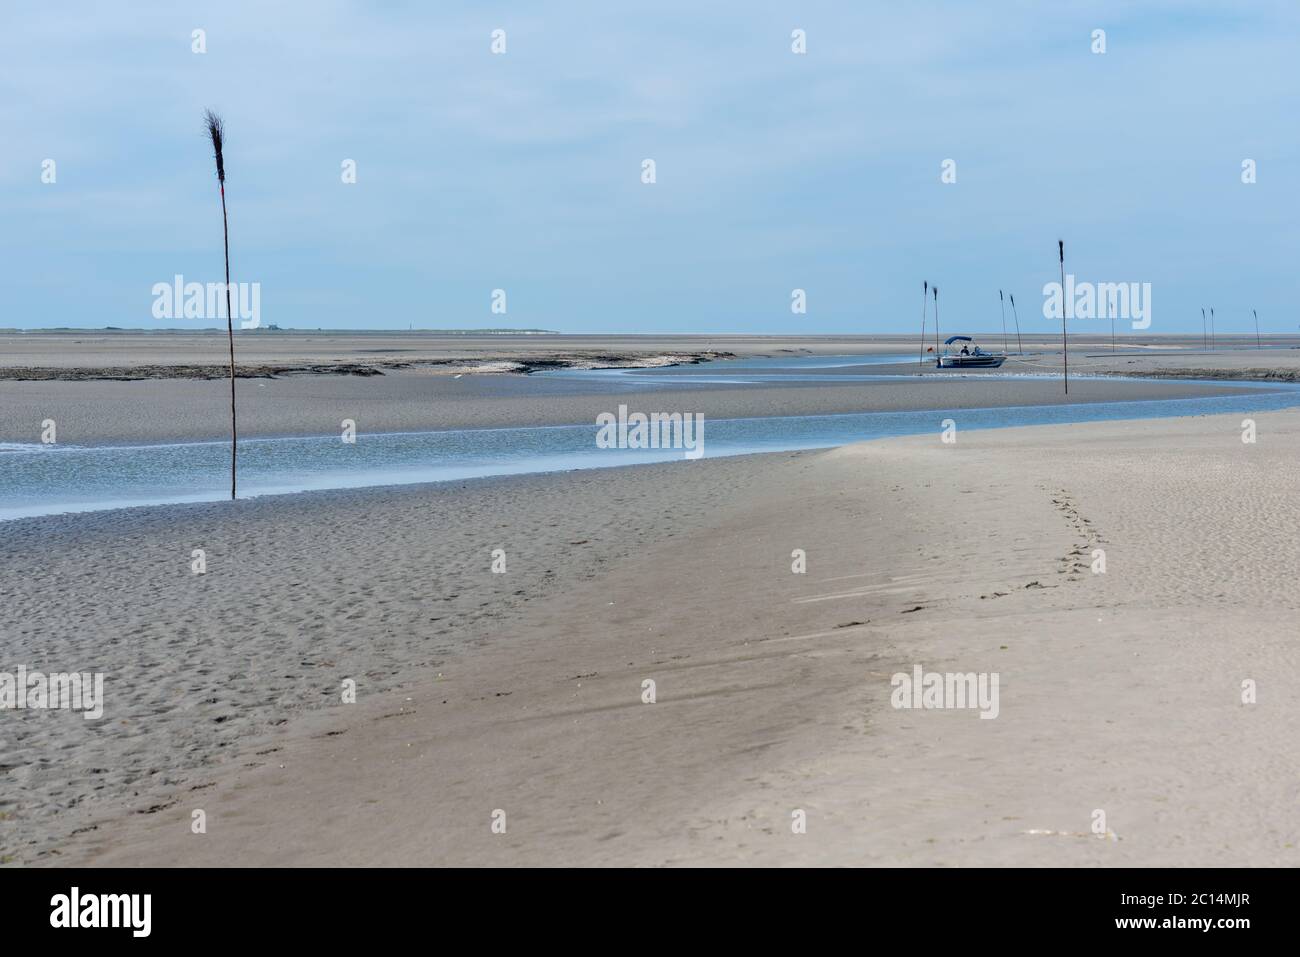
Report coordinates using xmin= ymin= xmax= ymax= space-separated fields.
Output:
xmin=1 ymin=1 xmax=1295 ymax=334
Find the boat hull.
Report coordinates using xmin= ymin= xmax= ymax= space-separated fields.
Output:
xmin=937 ymin=355 xmax=1006 ymax=369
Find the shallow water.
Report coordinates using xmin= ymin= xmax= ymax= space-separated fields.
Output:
xmin=3 ymin=359 xmax=1298 ymax=520
xmin=534 ymin=353 xmax=925 ymax=386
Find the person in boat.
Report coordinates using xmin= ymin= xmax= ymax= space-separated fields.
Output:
xmin=960 ymin=345 xmax=970 ymax=355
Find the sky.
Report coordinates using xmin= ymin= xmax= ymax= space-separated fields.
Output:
xmin=1 ymin=1 xmax=1296 ymax=335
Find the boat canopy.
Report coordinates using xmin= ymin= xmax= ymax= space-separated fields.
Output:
xmin=944 ymin=335 xmax=972 ymax=345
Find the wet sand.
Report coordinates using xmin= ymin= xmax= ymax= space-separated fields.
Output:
xmin=3 ymin=331 xmax=1295 ymax=446
xmin=0 ymin=365 xmax=1255 ymax=446
xmin=0 ymin=331 xmax=886 ymax=379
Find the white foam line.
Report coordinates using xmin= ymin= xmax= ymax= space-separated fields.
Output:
xmin=814 ymin=571 xmax=877 ymax=584
xmin=813 ymin=571 xmax=931 ymax=585
xmin=791 ymin=588 xmax=881 ymax=604
xmin=794 ymin=581 xmax=931 ymax=603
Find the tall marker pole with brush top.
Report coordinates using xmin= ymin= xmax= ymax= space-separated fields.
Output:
xmin=919 ymin=281 xmax=928 ymax=369
xmin=1254 ymin=309 xmax=1261 ymax=350
xmin=1010 ymin=293 xmax=1023 ymax=354
xmin=205 ymin=109 xmax=237 ymax=500
xmin=1058 ymin=240 xmax=1068 ymax=394
xmin=933 ymin=286 xmax=940 ymax=359
xmin=999 ymin=289 xmax=1008 ymax=354
xmin=1210 ymin=308 xmax=1216 ymax=349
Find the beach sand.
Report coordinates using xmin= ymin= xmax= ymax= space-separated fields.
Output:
xmin=6 ymin=408 xmax=1297 ymax=866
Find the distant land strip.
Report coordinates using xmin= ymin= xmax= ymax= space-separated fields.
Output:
xmin=0 ymin=327 xmax=561 ymax=335
xmin=0 ymin=352 xmax=736 ymax=381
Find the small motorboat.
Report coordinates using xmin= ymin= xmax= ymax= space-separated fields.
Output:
xmin=936 ymin=335 xmax=1006 ymax=369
